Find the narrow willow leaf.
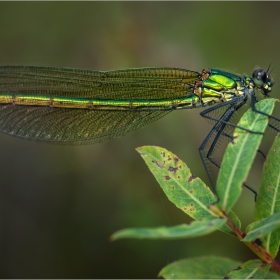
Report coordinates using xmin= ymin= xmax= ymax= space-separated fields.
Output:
xmin=217 ymin=98 xmax=277 ymax=212
xmin=243 ymin=212 xmax=280 ymax=242
xmin=111 ymin=217 xmax=226 ymax=240
xmin=136 ymin=146 xmax=241 ymax=236
xmin=255 ymin=133 xmax=280 ymax=257
xmin=226 ymin=259 xmax=270 ymax=279
xmin=158 ymin=256 xmax=241 ymax=279
xmin=137 ymin=146 xmax=217 ymax=218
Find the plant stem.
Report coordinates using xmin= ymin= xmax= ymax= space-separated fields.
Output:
xmin=223 ymin=211 xmax=280 ymax=274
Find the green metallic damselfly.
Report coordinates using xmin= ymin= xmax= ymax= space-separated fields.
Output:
xmin=0 ymin=66 xmax=276 ymax=189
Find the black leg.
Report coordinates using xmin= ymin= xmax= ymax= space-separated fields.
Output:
xmin=243 ymin=183 xmax=258 ymax=201
xmin=200 ymin=97 xmax=263 ymax=135
xmin=199 ymin=104 xmax=237 ymax=188
xmin=250 ymin=92 xmax=280 ymax=132
xmin=198 ymin=92 xmax=279 ymax=200
xmin=257 ymin=149 xmax=266 ymax=159
xmin=199 ymin=99 xmax=258 ymax=198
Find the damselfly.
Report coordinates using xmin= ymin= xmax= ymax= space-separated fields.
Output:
xmin=0 ymin=66 xmax=276 ymax=188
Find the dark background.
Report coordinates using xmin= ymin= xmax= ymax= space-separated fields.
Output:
xmin=0 ymin=2 xmax=280 ymax=278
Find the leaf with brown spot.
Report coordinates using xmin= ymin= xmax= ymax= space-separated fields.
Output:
xmin=136 ymin=145 xmax=241 ymax=236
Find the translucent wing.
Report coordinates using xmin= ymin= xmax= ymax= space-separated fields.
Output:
xmin=0 ymin=66 xmax=199 ymax=99
xmin=0 ymin=105 xmax=171 ymax=144
xmin=0 ymin=66 xmax=200 ymax=144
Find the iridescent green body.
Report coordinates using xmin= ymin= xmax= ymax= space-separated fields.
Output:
xmin=0 ymin=66 xmax=264 ymax=144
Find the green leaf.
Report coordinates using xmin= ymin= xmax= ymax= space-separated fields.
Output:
xmin=158 ymin=255 xmax=241 ymax=279
xmin=136 ymin=146 xmax=216 ymax=219
xmin=136 ymin=146 xmax=240 ymax=236
xmin=255 ymin=133 xmax=280 ymax=257
xmin=226 ymin=259 xmax=270 ymax=279
xmin=111 ymin=217 xmax=226 ymax=240
xmin=266 ymin=270 xmax=280 ymax=279
xmin=243 ymin=212 xmax=280 ymax=242
xmin=216 ymin=98 xmax=277 ymax=212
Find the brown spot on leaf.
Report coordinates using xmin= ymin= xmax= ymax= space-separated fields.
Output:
xmin=168 ymin=166 xmax=178 ymax=173
xmin=164 ymin=175 xmax=171 ymax=181
xmin=232 ymin=266 xmax=242 ymax=271
xmin=174 ymin=157 xmax=179 ymax=165
xmin=188 ymin=174 xmax=197 ymax=182
xmin=254 ymin=238 xmax=262 ymax=246
xmin=152 ymin=159 xmax=163 ymax=168
xmin=231 ymin=135 xmax=239 ymax=145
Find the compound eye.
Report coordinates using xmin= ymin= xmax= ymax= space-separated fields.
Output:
xmin=252 ymin=67 xmax=268 ymax=87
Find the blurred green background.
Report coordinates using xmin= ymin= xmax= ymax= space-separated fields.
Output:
xmin=0 ymin=2 xmax=280 ymax=278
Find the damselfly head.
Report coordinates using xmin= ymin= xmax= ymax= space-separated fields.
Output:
xmin=252 ymin=67 xmax=273 ymax=96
